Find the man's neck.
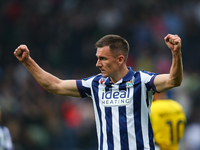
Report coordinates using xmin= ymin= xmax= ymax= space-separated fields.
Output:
xmin=110 ymin=66 xmax=129 ymax=84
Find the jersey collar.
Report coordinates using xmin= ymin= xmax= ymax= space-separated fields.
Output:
xmin=105 ymin=67 xmax=135 ymax=85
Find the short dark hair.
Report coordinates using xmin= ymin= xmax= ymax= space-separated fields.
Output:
xmin=95 ymin=34 xmax=129 ymax=62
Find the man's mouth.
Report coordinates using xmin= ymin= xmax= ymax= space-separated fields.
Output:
xmin=101 ymin=70 xmax=106 ymax=73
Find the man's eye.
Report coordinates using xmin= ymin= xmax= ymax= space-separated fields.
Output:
xmin=100 ymin=57 xmax=106 ymax=60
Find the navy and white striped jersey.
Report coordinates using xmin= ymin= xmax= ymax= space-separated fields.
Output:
xmin=76 ymin=67 xmax=158 ymax=150
xmin=0 ymin=126 xmax=13 ymax=150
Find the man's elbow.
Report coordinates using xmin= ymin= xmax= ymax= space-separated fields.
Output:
xmin=173 ymin=78 xmax=182 ymax=87
xmin=174 ymin=82 xmax=182 ymax=87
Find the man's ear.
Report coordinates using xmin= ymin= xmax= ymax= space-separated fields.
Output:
xmin=117 ymin=55 xmax=125 ymax=65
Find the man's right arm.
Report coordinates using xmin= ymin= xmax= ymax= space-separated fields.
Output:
xmin=14 ymin=45 xmax=81 ymax=97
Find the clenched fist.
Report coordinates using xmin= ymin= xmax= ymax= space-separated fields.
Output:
xmin=14 ymin=45 xmax=30 ymax=62
xmin=164 ymin=34 xmax=181 ymax=53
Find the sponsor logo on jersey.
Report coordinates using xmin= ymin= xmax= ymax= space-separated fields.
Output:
xmin=101 ymin=89 xmax=130 ymax=107
xmin=159 ymin=110 xmax=183 ymax=117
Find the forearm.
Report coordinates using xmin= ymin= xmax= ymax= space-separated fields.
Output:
xmin=169 ymin=51 xmax=183 ymax=87
xmin=23 ymin=57 xmax=61 ymax=93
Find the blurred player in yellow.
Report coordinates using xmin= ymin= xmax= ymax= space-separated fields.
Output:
xmin=150 ymin=92 xmax=186 ymax=150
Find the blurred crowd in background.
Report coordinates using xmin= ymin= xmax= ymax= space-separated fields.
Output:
xmin=0 ymin=0 xmax=200 ymax=149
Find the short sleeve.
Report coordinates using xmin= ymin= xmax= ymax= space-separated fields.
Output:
xmin=149 ymin=75 xmax=159 ymax=93
xmin=141 ymin=70 xmax=159 ymax=93
xmin=76 ymin=76 xmax=95 ymax=98
xmin=76 ymin=80 xmax=88 ymax=98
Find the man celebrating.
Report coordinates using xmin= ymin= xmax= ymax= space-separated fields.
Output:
xmin=14 ymin=34 xmax=183 ymax=150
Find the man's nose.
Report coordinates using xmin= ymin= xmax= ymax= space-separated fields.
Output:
xmin=96 ymin=59 xmax=101 ymax=67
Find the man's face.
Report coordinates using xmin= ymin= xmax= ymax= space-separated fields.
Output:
xmin=96 ymin=46 xmax=120 ymax=77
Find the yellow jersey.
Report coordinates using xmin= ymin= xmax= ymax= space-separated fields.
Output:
xmin=150 ymin=100 xmax=186 ymax=150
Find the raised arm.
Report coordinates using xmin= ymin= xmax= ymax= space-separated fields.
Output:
xmin=154 ymin=34 xmax=183 ymax=92
xmin=14 ymin=45 xmax=81 ymax=97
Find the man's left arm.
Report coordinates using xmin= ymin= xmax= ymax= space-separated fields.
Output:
xmin=154 ymin=34 xmax=183 ymax=93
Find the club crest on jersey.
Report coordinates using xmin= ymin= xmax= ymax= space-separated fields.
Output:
xmin=126 ymin=78 xmax=134 ymax=87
